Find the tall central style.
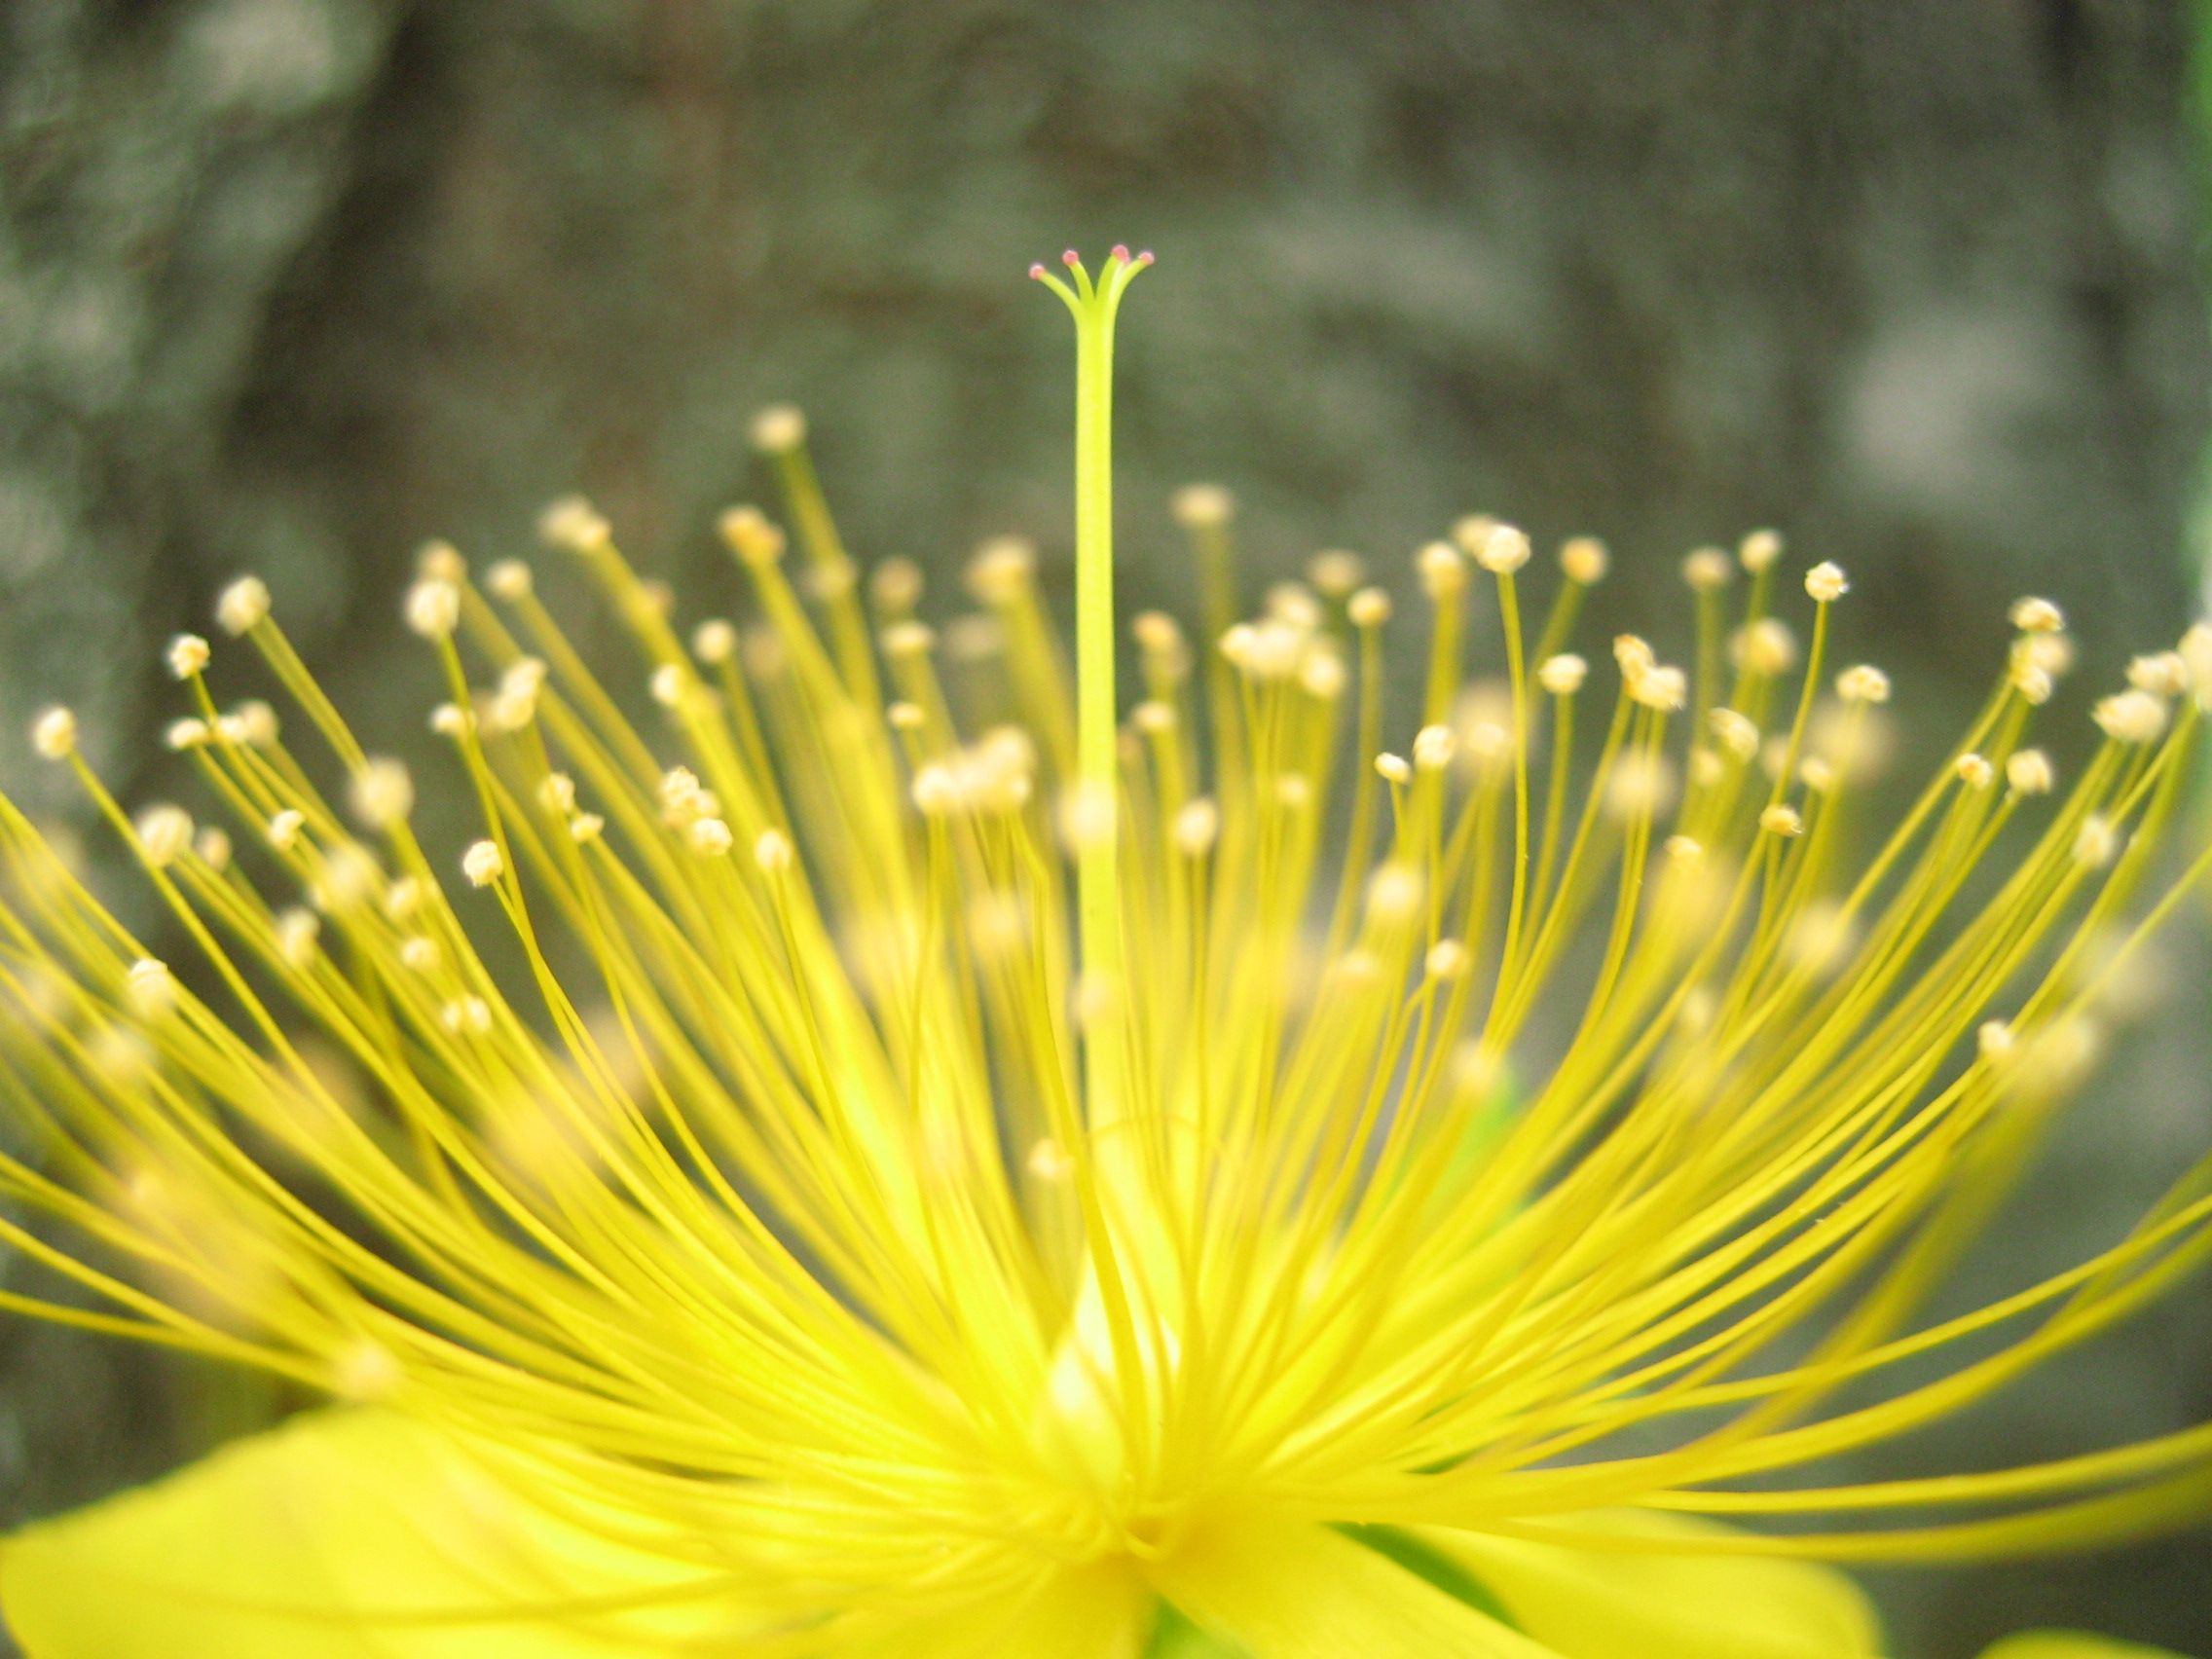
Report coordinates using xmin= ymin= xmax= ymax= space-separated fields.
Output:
xmin=1033 ymin=245 xmax=1152 ymax=1124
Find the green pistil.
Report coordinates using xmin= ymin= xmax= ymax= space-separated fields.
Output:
xmin=1034 ymin=244 xmax=1153 ymax=1123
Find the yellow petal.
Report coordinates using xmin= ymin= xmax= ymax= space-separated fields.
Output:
xmin=1422 ymin=1509 xmax=1882 ymax=1659
xmin=0 ymin=1408 xmax=743 ymax=1659
xmin=839 ymin=1559 xmax=1151 ymax=1659
xmin=1148 ymin=1518 xmax=1565 ymax=1659
xmin=1977 ymin=1634 xmax=2199 ymax=1659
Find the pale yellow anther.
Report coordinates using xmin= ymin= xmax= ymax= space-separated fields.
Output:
xmin=384 ymin=876 xmax=423 ymax=920
xmin=1606 ymin=753 xmax=1677 ymax=819
xmin=404 ymin=578 xmax=461 ymax=641
xmin=1955 ymin=753 xmax=1995 ymax=791
xmin=1365 ymin=863 xmax=1425 ymax=923
xmin=912 ymin=764 xmax=962 ymax=817
xmin=864 ymin=556 xmax=923 ymax=613
xmin=1836 ymin=664 xmax=1892 ymax=705
xmin=1738 ymin=528 xmax=1785 ymax=573
xmin=349 ymin=758 xmax=415 ymax=829
xmin=2017 ymin=632 xmax=2076 ymax=678
xmin=398 ymin=935 xmax=437 ymax=974
xmin=1459 ymin=718 xmax=1513 ymax=768
xmin=429 ymin=702 xmax=470 ymax=738
xmin=658 ymin=767 xmax=711 ymax=820
xmin=1804 ymin=562 xmax=1849 ymax=603
xmin=1375 ymin=753 xmax=1412 ymax=786
xmin=1174 ymin=797 xmax=1220 ymax=858
xmin=1532 ymin=652 xmax=1585 ymax=697
xmin=887 ymin=701 xmax=926 ymax=731
xmin=1170 ymin=483 xmax=1235 ymax=530
xmin=2093 ymin=688 xmax=2168 ymax=746
xmin=2180 ymin=622 xmax=2212 ymax=705
xmin=1274 ymin=772 xmax=1312 ymax=812
xmin=1630 ymin=664 xmax=1688 ymax=712
xmin=523 ymin=779 xmax=571 ymax=824
xmin=276 ymin=908 xmax=321 ymax=970
xmin=1307 ymin=550 xmax=1366 ymax=597
xmin=1346 ymin=587 xmax=1393 ymax=628
xmin=719 ymin=505 xmax=787 ymax=567
xmin=1424 ymin=939 xmax=1471 ymax=980
xmin=1449 ymin=514 xmax=1496 ymax=557
xmin=461 ymin=840 xmax=504 ymax=887
xmin=539 ymin=495 xmax=612 ymax=553
xmin=1474 ymin=522 xmax=1531 ymax=575
xmin=1733 ymin=617 xmax=1799 ymax=677
xmin=1131 ymin=700 xmax=1176 ymax=735
xmin=193 ymin=827 xmax=232 ymax=871
xmin=1132 ymin=611 xmax=1184 ymax=654
xmin=2009 ymin=596 xmax=2065 ymax=634
xmin=215 ymin=575 xmax=271 ymax=636
xmin=1978 ymin=1019 xmax=2016 ymax=1058
xmin=2126 ymin=651 xmax=2189 ymax=697
xmin=1334 ymin=950 xmax=1382 ymax=986
xmin=1057 ymin=783 xmax=1115 ymax=853
xmin=165 ymin=719 xmax=209 ymax=752
xmin=1026 ymin=1138 xmax=1074 ymax=1183
xmin=1681 ymin=546 xmax=1732 ymax=592
xmin=1760 ymin=803 xmax=1805 ymax=837
xmin=268 ymin=809 xmax=305 ymax=852
xmin=485 ymin=559 xmax=533 ymax=600
xmin=331 ymin=1341 xmax=402 ymax=1405
xmin=1242 ymin=621 xmax=1305 ymax=680
xmin=648 ymin=664 xmax=686 ymax=708
xmin=1416 ymin=540 xmax=1466 ymax=599
xmin=753 ymin=828 xmax=793 ymax=873
xmin=802 ymin=559 xmax=856 ymax=604
xmin=1217 ymin=622 xmax=1257 ymax=668
xmin=440 ymin=996 xmax=492 ymax=1036
xmin=2010 ymin=663 xmax=2054 ymax=706
xmin=133 ymin=805 xmax=194 ymax=868
xmin=1664 ymin=833 xmax=1704 ymax=864
xmin=126 ymin=959 xmax=176 ymax=1019
xmin=692 ymin=619 xmax=737 ymax=664
xmin=1709 ymin=707 xmax=1760 ymax=761
xmin=2073 ymin=815 xmax=2118 ymax=868
xmin=1799 ymin=756 xmax=1837 ymax=793
xmin=1413 ymin=724 xmax=1456 ymax=771
xmin=2006 ymin=749 xmax=2055 ymax=795
xmin=965 ymin=535 xmax=1036 ymax=605
xmin=881 ymin=620 xmax=936 ymax=658
xmin=1265 ymin=582 xmax=1323 ymax=632
xmin=416 ymin=540 xmax=465 ymax=584
xmin=750 ymin=404 xmax=807 ymax=455
xmin=1560 ymin=535 xmax=1609 ymax=585
xmin=568 ymin=813 xmax=605 ymax=844
xmin=1298 ymin=647 xmax=1346 ymax=700
xmin=30 ymin=706 xmax=77 ymax=759
xmin=1689 ymin=748 xmax=1723 ymax=786
xmin=166 ymin=634 xmax=210 ymax=680
xmin=1450 ymin=1039 xmax=1501 ymax=1095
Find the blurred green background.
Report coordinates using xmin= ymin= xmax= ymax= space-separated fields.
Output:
xmin=2 ymin=2 xmax=2210 ymax=1654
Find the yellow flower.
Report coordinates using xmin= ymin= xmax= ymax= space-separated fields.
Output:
xmin=0 ymin=248 xmax=2207 ymax=1659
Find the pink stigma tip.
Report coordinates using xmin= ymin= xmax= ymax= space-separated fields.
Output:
xmin=1110 ymin=243 xmax=1130 ymax=263
xmin=1061 ymin=249 xmax=1081 ymax=267
xmin=1028 ymin=263 xmax=1047 ymax=279
xmin=1136 ymin=249 xmax=1155 ymax=265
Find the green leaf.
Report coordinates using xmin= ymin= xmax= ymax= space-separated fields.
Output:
xmin=1335 ymin=1524 xmax=1523 ymax=1631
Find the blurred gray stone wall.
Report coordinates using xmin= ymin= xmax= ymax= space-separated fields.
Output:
xmin=2 ymin=2 xmax=2209 ymax=1655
